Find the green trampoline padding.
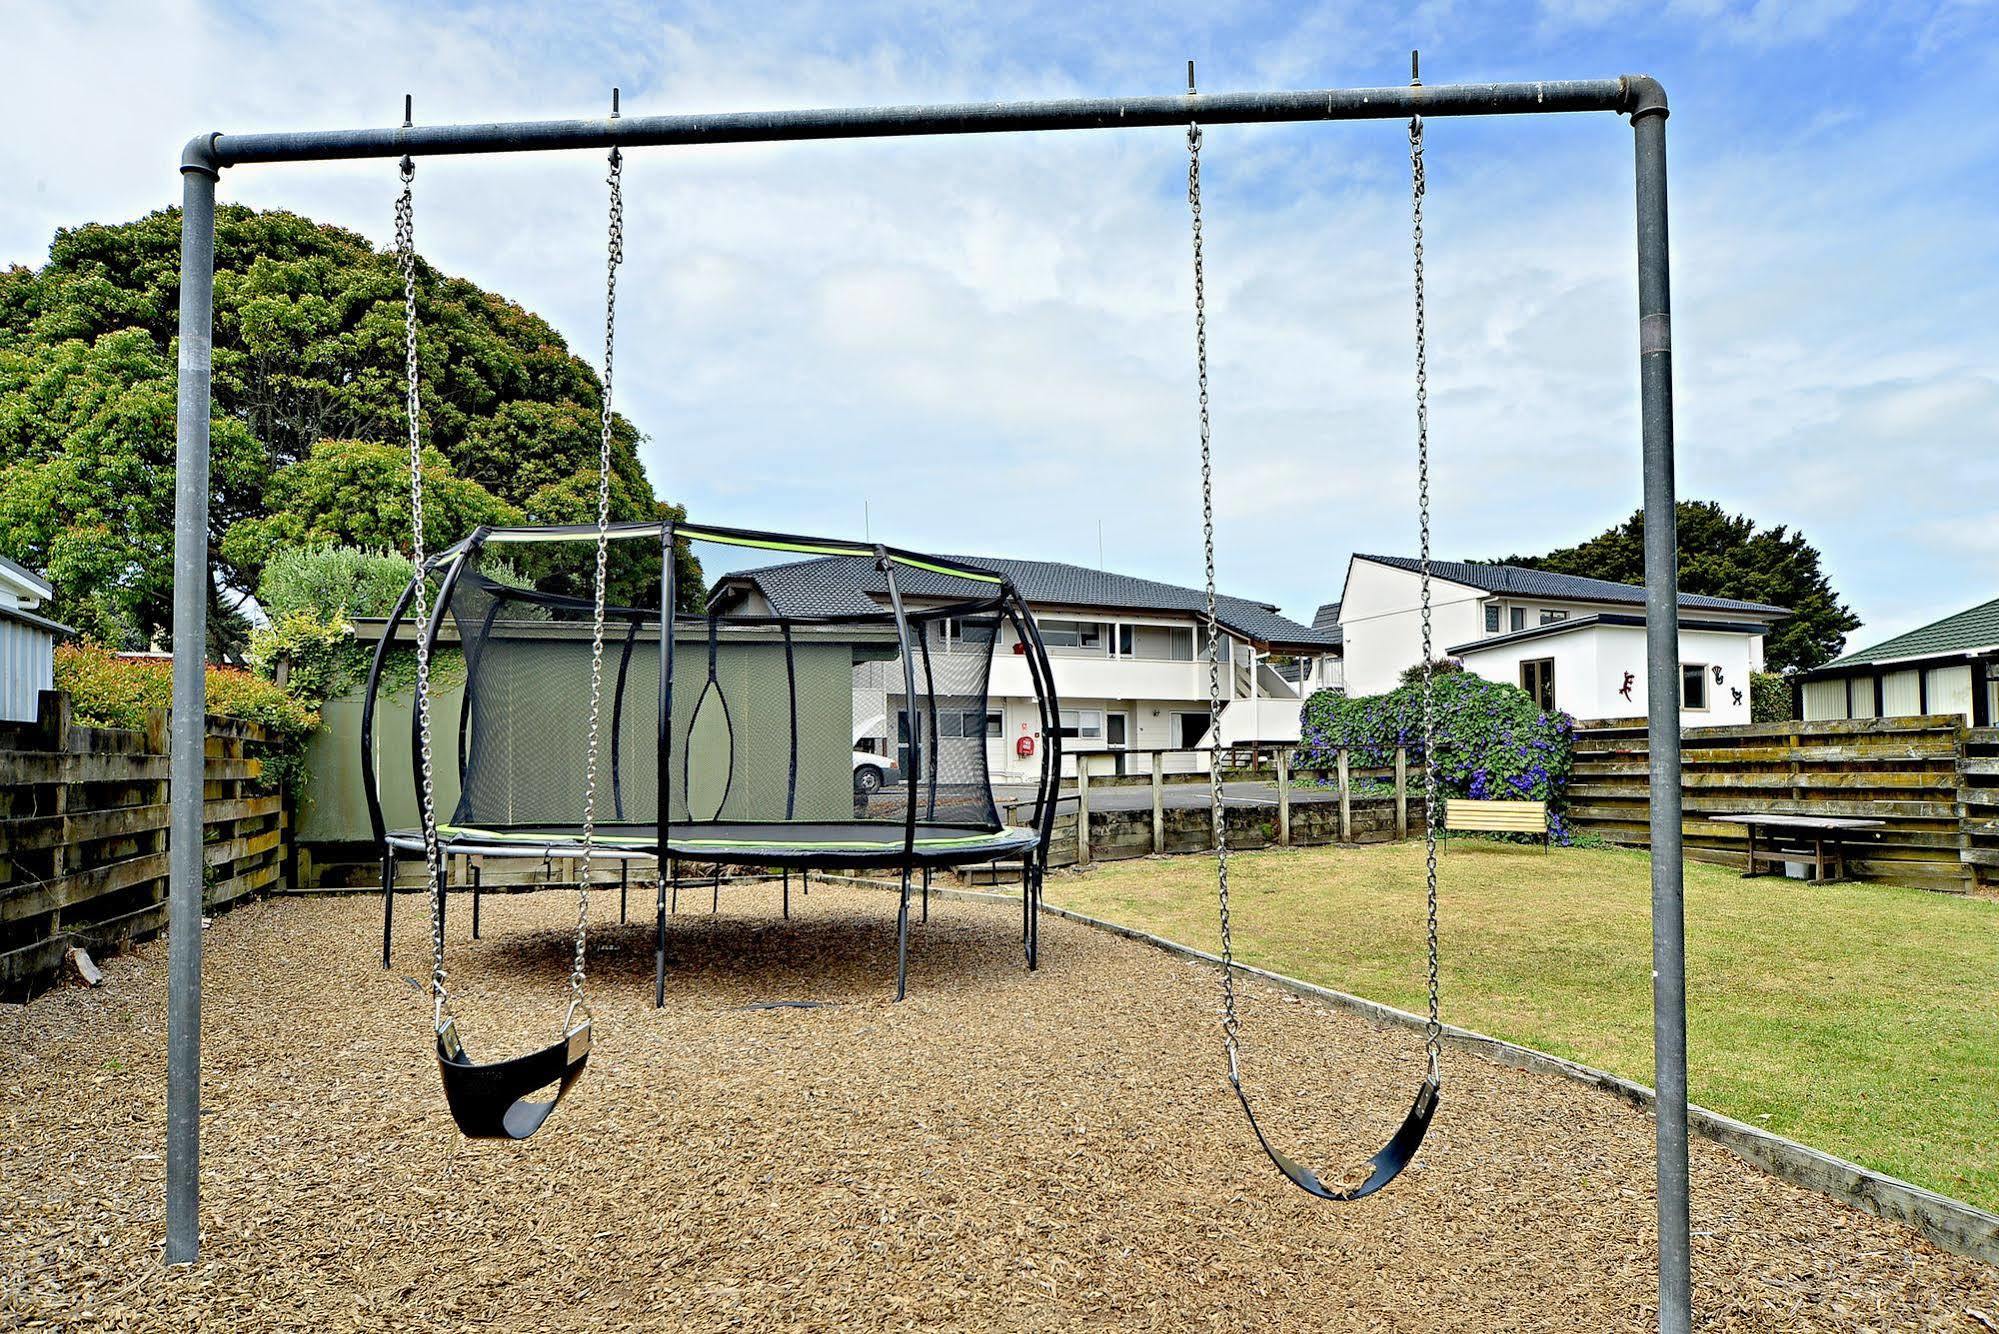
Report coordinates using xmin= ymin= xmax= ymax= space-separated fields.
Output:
xmin=399 ymin=821 xmax=1039 ymax=868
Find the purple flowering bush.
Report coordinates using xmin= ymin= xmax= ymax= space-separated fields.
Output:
xmin=1294 ymin=672 xmax=1577 ymax=842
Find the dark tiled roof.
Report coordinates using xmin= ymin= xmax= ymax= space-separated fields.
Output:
xmin=1823 ymin=594 xmax=1999 ymax=668
xmin=719 ymin=554 xmax=1339 ymax=649
xmin=1312 ymin=601 xmax=1343 ymax=639
xmin=1354 ymin=555 xmax=1791 ymax=617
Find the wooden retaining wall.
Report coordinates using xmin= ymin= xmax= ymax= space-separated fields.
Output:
xmin=1966 ymin=728 xmax=1999 ymax=893
xmin=0 ymin=692 xmax=287 ymax=997
xmin=1569 ymin=715 xmax=1982 ymax=893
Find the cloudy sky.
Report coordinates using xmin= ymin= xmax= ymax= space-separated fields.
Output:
xmin=4 ymin=1 xmax=1995 ymax=648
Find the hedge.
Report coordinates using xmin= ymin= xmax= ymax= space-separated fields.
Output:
xmin=1295 ymin=672 xmax=1577 ymax=841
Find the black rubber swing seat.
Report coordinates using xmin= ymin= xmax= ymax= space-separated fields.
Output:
xmin=435 ymin=1016 xmax=592 ymax=1140
xmin=1235 ymin=1075 xmax=1439 ymax=1201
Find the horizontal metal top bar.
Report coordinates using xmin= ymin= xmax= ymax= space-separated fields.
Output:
xmin=187 ymin=77 xmax=1662 ymax=172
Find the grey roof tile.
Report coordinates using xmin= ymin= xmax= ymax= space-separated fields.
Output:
xmin=1354 ymin=555 xmax=1791 ymax=617
xmin=720 ymin=554 xmax=1339 ymax=649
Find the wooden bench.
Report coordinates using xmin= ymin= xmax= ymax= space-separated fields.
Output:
xmin=1443 ymin=798 xmax=1550 ymax=850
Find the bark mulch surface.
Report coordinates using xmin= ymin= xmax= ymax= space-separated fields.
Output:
xmin=3 ymin=883 xmax=1994 ymax=1331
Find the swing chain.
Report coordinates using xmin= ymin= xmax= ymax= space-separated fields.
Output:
xmin=395 ymin=155 xmax=452 ymax=1029
xmin=1188 ymin=112 xmax=1243 ymax=1078
xmin=1412 ymin=105 xmax=1443 ymax=1081
xmin=568 ymin=143 xmax=623 ymax=1013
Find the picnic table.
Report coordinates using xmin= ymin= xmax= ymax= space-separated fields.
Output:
xmin=1708 ymin=813 xmax=1886 ymax=883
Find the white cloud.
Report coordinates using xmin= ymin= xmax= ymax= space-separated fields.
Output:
xmin=1 ymin=0 xmax=1995 ymax=648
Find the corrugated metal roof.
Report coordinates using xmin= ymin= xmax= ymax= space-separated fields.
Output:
xmin=1353 ymin=554 xmax=1791 ymax=617
xmin=718 ymin=554 xmax=1339 ymax=649
xmin=1821 ymin=594 xmax=1999 ymax=668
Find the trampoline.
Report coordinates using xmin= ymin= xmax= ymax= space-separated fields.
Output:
xmin=363 ymin=518 xmax=1062 ymax=1000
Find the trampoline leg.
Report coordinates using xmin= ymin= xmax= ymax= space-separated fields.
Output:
xmin=620 ymin=860 xmax=629 ymax=924
xmin=712 ymin=866 xmax=720 ymax=914
xmin=894 ymin=868 xmax=913 ymax=1002
xmin=653 ymin=872 xmax=669 ymax=1009
xmin=470 ymin=860 xmax=482 ymax=940
xmin=782 ymin=868 xmax=790 ymax=920
xmin=1027 ymin=865 xmax=1041 ymax=972
xmin=1020 ymin=862 xmax=1031 ymax=950
xmin=379 ymin=851 xmax=395 ymax=969
xmin=922 ymin=867 xmax=931 ymax=923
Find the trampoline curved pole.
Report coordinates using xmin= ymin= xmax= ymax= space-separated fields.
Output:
xmin=878 ymin=550 xmax=922 ymax=1001
xmin=608 ymin=616 xmax=640 ymax=822
xmin=361 ymin=575 xmax=421 ymax=855
xmin=654 ymin=523 xmax=678 ymax=1009
xmin=363 ymin=574 xmax=421 ymax=968
xmin=1003 ymin=583 xmax=1061 ymax=968
xmin=409 ymin=551 xmax=472 ymax=830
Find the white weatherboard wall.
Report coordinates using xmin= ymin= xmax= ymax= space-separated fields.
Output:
xmin=0 ymin=617 xmax=57 ymax=722
xmin=1462 ymin=624 xmax=1758 ymax=727
xmin=1337 ymin=561 xmax=1487 ymax=696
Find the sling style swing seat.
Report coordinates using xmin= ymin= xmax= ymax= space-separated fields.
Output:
xmin=373 ymin=127 xmax=1058 ymax=1143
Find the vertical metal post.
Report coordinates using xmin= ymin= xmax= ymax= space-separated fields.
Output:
xmin=166 ymin=161 xmax=218 ymax=1266
xmin=1632 ymin=85 xmax=1692 ymax=1334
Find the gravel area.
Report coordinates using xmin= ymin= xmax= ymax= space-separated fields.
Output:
xmin=3 ymin=882 xmax=1994 ymax=1331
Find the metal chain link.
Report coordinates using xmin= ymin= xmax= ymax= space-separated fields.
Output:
xmin=567 ymin=145 xmax=623 ymax=1017
xmin=1188 ymin=116 xmax=1244 ymax=1081
xmin=1412 ymin=106 xmax=1443 ymax=1081
xmin=396 ymin=156 xmax=452 ymax=1028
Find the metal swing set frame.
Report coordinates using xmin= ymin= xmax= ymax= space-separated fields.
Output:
xmin=162 ymin=68 xmax=1697 ymax=1330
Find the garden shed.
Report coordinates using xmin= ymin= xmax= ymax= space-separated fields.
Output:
xmin=1797 ymin=593 xmax=1999 ymax=727
xmin=0 ymin=554 xmax=72 ymax=724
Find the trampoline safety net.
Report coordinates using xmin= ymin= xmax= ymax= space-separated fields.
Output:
xmin=366 ymin=521 xmax=1059 ymax=868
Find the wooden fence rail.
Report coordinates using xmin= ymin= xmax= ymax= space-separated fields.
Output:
xmin=1028 ymin=745 xmax=1424 ymax=869
xmin=1569 ymin=715 xmax=1986 ymax=893
xmin=0 ymin=691 xmax=286 ymax=997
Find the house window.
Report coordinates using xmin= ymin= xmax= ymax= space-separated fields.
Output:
xmin=1041 ymin=619 xmax=1105 ymax=652
xmin=1681 ymin=664 xmax=1709 ymax=711
xmin=1117 ymin=625 xmax=1133 ymax=656
xmin=1060 ymin=708 xmax=1103 ymax=739
xmin=1127 ymin=625 xmax=1197 ymax=661
xmin=984 ymin=711 xmax=1002 ymax=738
xmin=1540 ymin=609 xmax=1569 ymax=625
xmin=1485 ymin=605 xmax=1501 ymax=634
xmin=1510 ymin=607 xmax=1527 ymax=632
xmin=1520 ymin=658 xmax=1556 ymax=711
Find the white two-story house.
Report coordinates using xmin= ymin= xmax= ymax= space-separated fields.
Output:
xmin=1335 ymin=555 xmax=1788 ymax=727
xmin=709 ymin=554 xmax=1340 ymax=782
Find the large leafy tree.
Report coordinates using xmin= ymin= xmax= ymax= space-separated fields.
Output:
xmin=1500 ymin=500 xmax=1860 ymax=673
xmin=0 ymin=205 xmax=697 ymax=650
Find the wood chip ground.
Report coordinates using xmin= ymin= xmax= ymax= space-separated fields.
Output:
xmin=3 ymin=882 xmax=1993 ymax=1330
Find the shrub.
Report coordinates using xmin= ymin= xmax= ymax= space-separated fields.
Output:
xmin=1396 ymin=657 xmax=1466 ymax=689
xmin=1296 ymin=672 xmax=1577 ymax=841
xmin=54 ymin=643 xmax=319 ymax=796
xmin=1751 ymin=671 xmax=1792 ymax=724
xmin=246 ymin=609 xmax=366 ymax=708
xmin=256 ymin=544 xmax=415 ymax=622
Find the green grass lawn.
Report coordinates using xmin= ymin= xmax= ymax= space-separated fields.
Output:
xmin=1046 ymin=840 xmax=1999 ymax=1212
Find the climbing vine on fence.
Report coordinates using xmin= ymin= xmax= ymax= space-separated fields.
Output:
xmin=1295 ymin=673 xmax=1577 ymax=841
